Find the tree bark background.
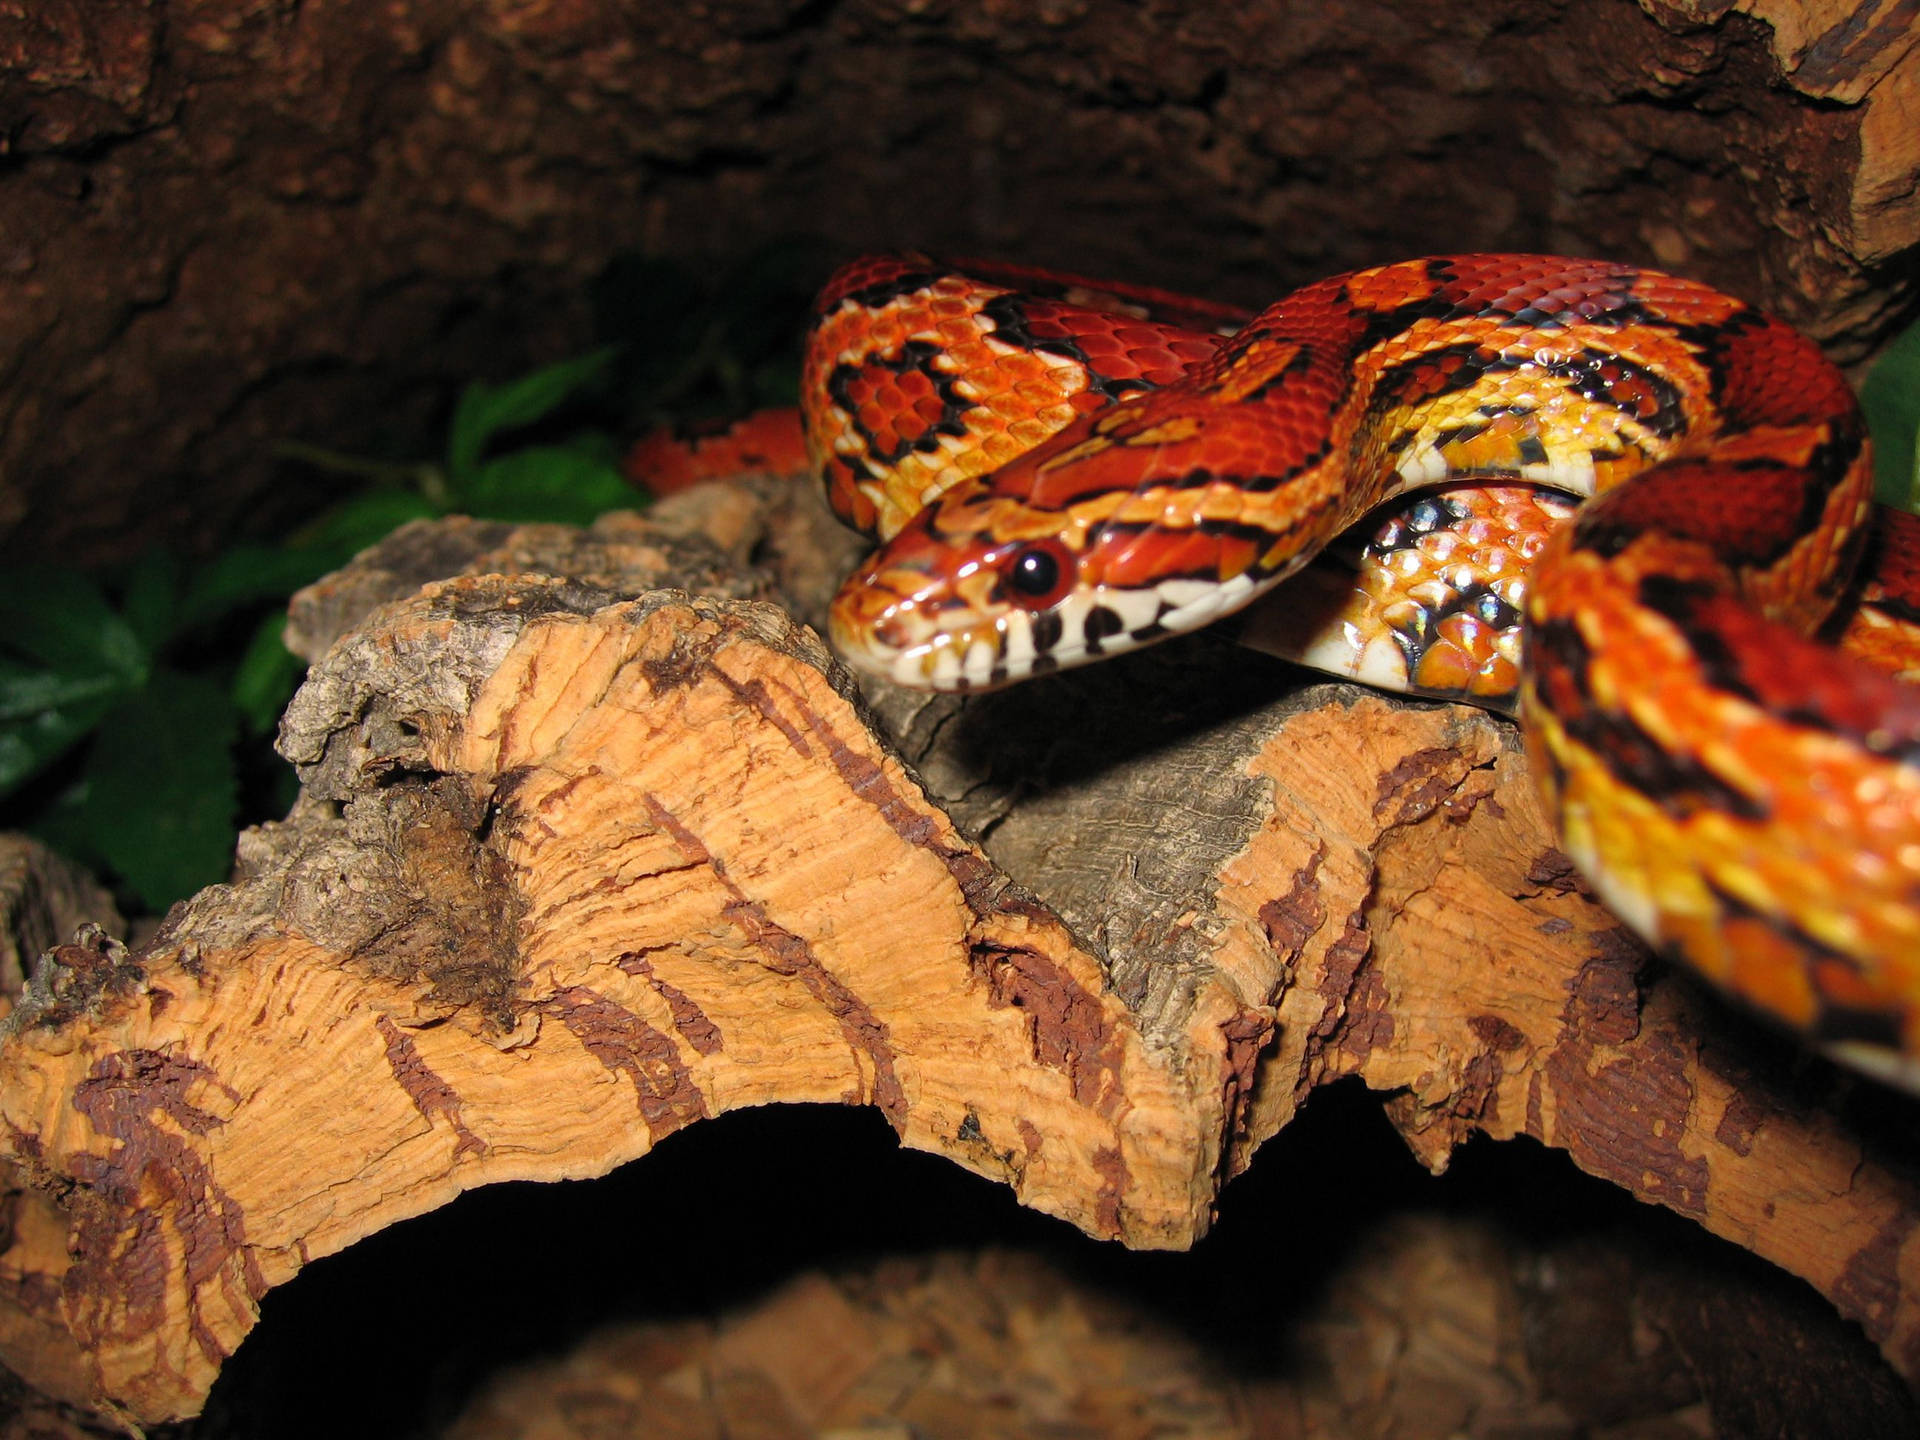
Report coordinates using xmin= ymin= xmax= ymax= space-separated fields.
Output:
xmin=1 ymin=0 xmax=1916 ymax=567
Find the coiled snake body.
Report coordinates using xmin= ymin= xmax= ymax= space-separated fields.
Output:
xmin=799 ymin=252 xmax=1920 ymax=1089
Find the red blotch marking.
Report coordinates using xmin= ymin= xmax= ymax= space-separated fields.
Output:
xmin=1592 ymin=459 xmax=1815 ymax=562
xmin=625 ymin=408 xmax=809 ymax=496
xmin=813 ymin=253 xmax=938 ymax=314
xmin=1866 ymin=507 xmax=1920 ymax=612
xmin=1713 ymin=313 xmax=1856 ymax=429
xmin=845 ymin=361 xmax=948 ymax=455
xmin=1687 ymin=590 xmax=1920 ymax=743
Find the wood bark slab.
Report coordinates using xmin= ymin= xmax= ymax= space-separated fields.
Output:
xmin=0 ymin=481 xmax=1915 ymax=1424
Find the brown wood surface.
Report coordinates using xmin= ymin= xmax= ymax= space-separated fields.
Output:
xmin=0 ymin=476 xmax=1916 ymax=1424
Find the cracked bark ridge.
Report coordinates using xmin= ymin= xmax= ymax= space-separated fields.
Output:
xmin=0 ymin=838 xmax=123 ymax=1013
xmin=0 ymin=483 xmax=1916 ymax=1421
xmin=2 ymin=0 xmax=1916 ymax=569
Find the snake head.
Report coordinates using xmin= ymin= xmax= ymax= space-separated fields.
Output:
xmin=827 ymin=486 xmax=1078 ymax=690
xmin=827 ymin=477 xmax=1263 ymax=691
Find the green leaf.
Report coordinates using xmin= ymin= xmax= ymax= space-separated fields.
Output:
xmin=24 ymin=776 xmax=95 ymax=873
xmin=232 ymin=611 xmax=306 ymax=736
xmin=0 ymin=566 xmax=147 ymax=682
xmin=175 ymin=545 xmax=341 ymax=635
xmin=120 ymin=550 xmax=180 ymax=654
xmin=79 ymin=670 xmax=238 ymax=912
xmin=460 ymin=441 xmax=637 ymax=525
xmin=0 ymin=566 xmax=147 ymax=794
xmin=0 ymin=697 xmax=114 ymax=794
xmin=1862 ymin=316 xmax=1920 ymax=512
xmin=0 ymin=656 xmax=129 ymax=724
xmin=446 ymin=346 xmax=620 ymax=493
xmin=293 ymin=490 xmax=442 ymax=555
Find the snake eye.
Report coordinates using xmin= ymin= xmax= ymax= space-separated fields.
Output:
xmin=1002 ymin=540 xmax=1074 ymax=610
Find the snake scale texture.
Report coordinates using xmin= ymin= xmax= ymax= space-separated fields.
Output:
xmin=793 ymin=252 xmax=1920 ymax=1092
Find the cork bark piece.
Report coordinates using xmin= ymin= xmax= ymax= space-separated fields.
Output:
xmin=0 ymin=553 xmax=1235 ymax=1422
xmin=0 ymin=839 xmax=124 ymax=1017
xmin=0 ymin=483 xmax=1915 ymax=1422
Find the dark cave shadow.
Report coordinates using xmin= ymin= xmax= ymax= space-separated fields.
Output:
xmin=176 ymin=1076 xmax=1917 ymax=1440
xmin=932 ymin=626 xmax=1358 ymax=799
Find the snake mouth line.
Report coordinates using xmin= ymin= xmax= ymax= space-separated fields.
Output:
xmin=829 ymin=573 xmax=1263 ymax=691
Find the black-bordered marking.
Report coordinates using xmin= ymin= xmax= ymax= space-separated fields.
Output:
xmin=827 ymin=339 xmax=974 ymax=466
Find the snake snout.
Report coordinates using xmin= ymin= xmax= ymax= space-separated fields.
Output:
xmin=826 ymin=545 xmax=1019 ymax=691
xmin=826 ymin=501 xmax=1058 ymax=690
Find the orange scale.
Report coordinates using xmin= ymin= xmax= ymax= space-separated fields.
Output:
xmin=1472 ymin=653 xmax=1521 ymax=699
xmin=1092 ymin=530 xmax=1213 ymax=589
xmin=1008 ymin=376 xmax=1069 ymax=406
xmin=979 ymin=429 xmax=1032 ymax=467
xmin=1357 ymin=565 xmax=1399 ymax=604
xmin=1477 ymin=548 xmax=1518 ymax=579
xmin=1008 ymin=415 xmax=1064 ymax=447
xmin=1459 ymin=517 xmax=1502 ymax=545
xmin=975 ymin=387 xmax=1031 ymax=418
xmin=1412 ymin=640 xmax=1478 ymax=693
xmin=1434 ymin=611 xmax=1491 ymax=654
xmin=1380 ymin=599 xmax=1428 ymax=634
xmin=1073 ymin=329 xmax=1128 ymax=358
xmin=1155 ymin=528 xmax=1233 ymax=576
xmin=1132 ymin=346 xmax=1185 ymax=375
xmin=1384 ymin=548 xmax=1429 ymax=579
xmin=1811 ymin=952 xmax=1908 ymax=1021
xmin=1002 ymin=347 xmax=1071 ymax=381
xmin=1714 ymin=926 xmax=1822 ymax=1027
xmin=1170 ymin=336 xmax=1227 ymax=365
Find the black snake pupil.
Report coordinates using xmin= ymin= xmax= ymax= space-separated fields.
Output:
xmin=1009 ymin=547 xmax=1061 ymax=598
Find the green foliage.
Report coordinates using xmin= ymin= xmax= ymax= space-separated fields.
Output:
xmin=0 ymin=549 xmax=335 ymax=911
xmin=447 ymin=347 xmax=621 ymax=491
xmin=79 ymin=671 xmax=239 ymax=912
xmin=1863 ymin=313 xmax=1920 ymax=512
xmin=2 ymin=243 xmax=821 ymax=916
xmin=0 ymin=345 xmax=640 ymax=913
xmin=0 ymin=567 xmax=149 ymax=798
xmin=0 ymin=343 xmax=631 ymax=913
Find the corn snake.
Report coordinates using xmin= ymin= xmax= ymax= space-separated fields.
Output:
xmin=790 ymin=252 xmax=1920 ymax=1091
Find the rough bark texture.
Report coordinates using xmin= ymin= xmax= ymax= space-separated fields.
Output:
xmin=0 ymin=478 xmax=1916 ymax=1425
xmin=0 ymin=840 xmax=122 ymax=1012
xmin=1 ymin=0 xmax=1916 ymax=568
